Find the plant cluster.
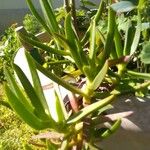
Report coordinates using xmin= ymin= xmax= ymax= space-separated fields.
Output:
xmin=0 ymin=25 xmax=21 ymax=82
xmin=0 ymin=13 xmax=47 ymax=83
xmin=0 ymin=104 xmax=34 ymax=150
xmin=4 ymin=0 xmax=150 ymax=149
xmin=23 ymin=14 xmax=44 ymax=34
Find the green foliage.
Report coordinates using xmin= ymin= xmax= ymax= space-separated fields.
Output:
xmin=140 ymin=42 xmax=150 ymax=64
xmin=0 ymin=25 xmax=20 ymax=82
xmin=23 ymin=14 xmax=44 ymax=34
xmin=0 ymin=85 xmax=34 ymax=150
xmin=111 ymin=1 xmax=136 ymax=13
xmin=3 ymin=0 xmax=150 ymax=149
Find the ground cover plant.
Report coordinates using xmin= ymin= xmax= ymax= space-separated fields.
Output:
xmin=3 ymin=0 xmax=150 ymax=149
xmin=0 ymin=13 xmax=45 ymax=83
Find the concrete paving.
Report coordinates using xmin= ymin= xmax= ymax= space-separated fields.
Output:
xmin=101 ymin=94 xmax=150 ymax=150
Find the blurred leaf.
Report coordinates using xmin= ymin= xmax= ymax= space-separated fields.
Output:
xmin=98 ymin=7 xmax=116 ymax=68
xmin=130 ymin=13 xmax=141 ymax=55
xmin=18 ymin=33 xmax=69 ymax=56
xmin=26 ymin=0 xmax=51 ymax=34
xmin=53 ymin=33 xmax=71 ymax=51
xmin=67 ymin=95 xmax=115 ymax=124
xmin=83 ymin=65 xmax=96 ymax=81
xmin=101 ymin=119 xmax=121 ymax=139
xmin=24 ymin=144 xmax=34 ymax=150
xmin=127 ymin=70 xmax=150 ymax=80
xmin=140 ymin=42 xmax=150 ymax=64
xmin=64 ymin=13 xmax=84 ymax=70
xmin=23 ymin=14 xmax=44 ymax=34
xmin=13 ymin=64 xmax=49 ymax=119
xmin=138 ymin=0 xmax=146 ymax=10
xmin=135 ymin=90 xmax=145 ymax=97
xmin=123 ymin=20 xmax=135 ymax=55
xmin=97 ymin=104 xmax=113 ymax=115
xmin=114 ymin=25 xmax=123 ymax=57
xmin=111 ymin=82 xmax=135 ymax=95
xmin=5 ymin=85 xmax=51 ymax=130
xmin=89 ymin=61 xmax=108 ymax=90
xmin=34 ymin=58 xmax=87 ymax=97
xmin=47 ymin=140 xmax=58 ymax=150
xmin=82 ymin=0 xmax=97 ymax=7
xmin=25 ymin=52 xmax=50 ymax=115
xmin=111 ymin=1 xmax=136 ymax=13
xmin=89 ymin=21 xmax=96 ymax=61
xmin=39 ymin=0 xmax=59 ymax=33
xmin=65 ymin=13 xmax=78 ymax=47
xmin=4 ymin=66 xmax=34 ymax=113
xmin=52 ymin=90 xmax=66 ymax=123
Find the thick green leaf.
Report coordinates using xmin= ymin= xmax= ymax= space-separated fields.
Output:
xmin=50 ymin=90 xmax=66 ymax=123
xmin=64 ymin=13 xmax=84 ymax=71
xmin=97 ymin=28 xmax=105 ymax=45
xmin=114 ymin=26 xmax=123 ymax=57
xmin=53 ymin=33 xmax=72 ymax=53
xmin=67 ymin=95 xmax=115 ymax=124
xmin=83 ymin=65 xmax=95 ymax=81
xmin=13 ymin=64 xmax=50 ymax=119
xmin=5 ymin=85 xmax=52 ymax=130
xmin=111 ymin=1 xmax=137 ymax=13
xmin=4 ymin=67 xmax=34 ymax=113
xmin=140 ymin=42 xmax=150 ymax=64
xmin=130 ymin=13 xmax=141 ymax=55
xmin=54 ymin=84 xmax=68 ymax=120
xmin=82 ymin=0 xmax=96 ymax=7
xmin=39 ymin=0 xmax=59 ymax=33
xmin=75 ymin=39 xmax=89 ymax=66
xmin=89 ymin=21 xmax=96 ymax=61
xmin=34 ymin=58 xmax=87 ymax=97
xmin=26 ymin=0 xmax=51 ymax=34
xmin=25 ymin=52 xmax=50 ymax=114
xmin=98 ymin=7 xmax=116 ymax=69
xmin=101 ymin=119 xmax=121 ymax=139
xmin=127 ymin=70 xmax=150 ymax=80
xmin=94 ymin=0 xmax=105 ymax=23
xmin=138 ymin=0 xmax=146 ymax=10
xmin=81 ymin=0 xmax=105 ymax=45
xmin=65 ymin=13 xmax=78 ymax=46
xmin=18 ymin=33 xmax=69 ymax=56
xmin=123 ymin=20 xmax=135 ymax=55
xmin=88 ymin=61 xmax=108 ymax=90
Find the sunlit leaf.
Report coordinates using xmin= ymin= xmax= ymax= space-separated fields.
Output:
xmin=130 ymin=13 xmax=141 ymax=55
xmin=39 ymin=0 xmax=59 ymax=33
xmin=34 ymin=58 xmax=87 ymax=97
xmin=111 ymin=1 xmax=137 ymax=13
xmin=18 ymin=33 xmax=69 ymax=56
xmin=5 ymin=85 xmax=52 ymax=130
xmin=101 ymin=119 xmax=121 ymax=139
xmin=89 ymin=21 xmax=96 ymax=60
xmin=13 ymin=64 xmax=50 ymax=119
xmin=26 ymin=0 xmax=51 ymax=34
xmin=25 ymin=52 xmax=50 ymax=115
xmin=82 ymin=0 xmax=97 ymax=7
xmin=123 ymin=19 xmax=135 ymax=55
xmin=64 ymin=13 xmax=84 ymax=70
xmin=4 ymin=66 xmax=34 ymax=113
xmin=67 ymin=95 xmax=115 ymax=124
xmin=89 ymin=61 xmax=108 ymax=90
xmin=140 ymin=42 xmax=150 ymax=64
xmin=127 ymin=70 xmax=150 ymax=80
